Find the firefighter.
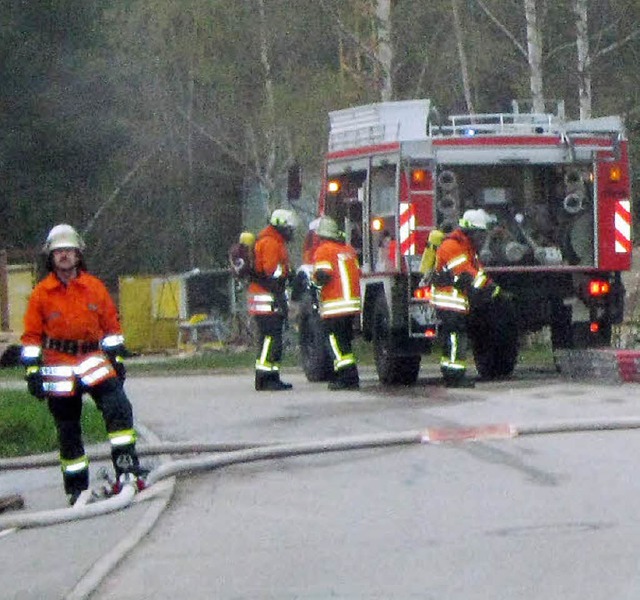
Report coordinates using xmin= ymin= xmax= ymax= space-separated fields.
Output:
xmin=248 ymin=208 xmax=298 ymax=391
xmin=312 ymin=216 xmax=362 ymax=390
xmin=431 ymin=209 xmax=502 ymax=387
xmin=20 ymin=224 xmax=145 ymax=505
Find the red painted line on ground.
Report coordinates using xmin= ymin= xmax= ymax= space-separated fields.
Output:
xmin=421 ymin=423 xmax=516 ymax=444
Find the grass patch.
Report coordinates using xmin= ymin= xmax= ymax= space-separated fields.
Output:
xmin=0 ymin=389 xmax=107 ymax=458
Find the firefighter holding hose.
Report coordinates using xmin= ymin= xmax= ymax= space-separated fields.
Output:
xmin=431 ymin=209 xmax=505 ymax=387
xmin=312 ymin=216 xmax=362 ymax=390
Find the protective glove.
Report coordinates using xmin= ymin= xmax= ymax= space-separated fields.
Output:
xmin=25 ymin=366 xmax=46 ymax=400
xmin=274 ymin=292 xmax=289 ymax=320
xmin=289 ymin=270 xmax=309 ymax=302
xmin=313 ymin=269 xmax=332 ymax=287
xmin=453 ymin=271 xmax=473 ymax=293
xmin=492 ymin=286 xmax=514 ymax=302
xmin=105 ymin=344 xmax=127 ymax=383
xmin=111 ymin=355 xmax=127 ymax=382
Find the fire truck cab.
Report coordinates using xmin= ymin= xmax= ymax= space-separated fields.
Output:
xmin=299 ymin=99 xmax=631 ymax=384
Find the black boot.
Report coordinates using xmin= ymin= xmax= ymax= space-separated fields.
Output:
xmin=64 ymin=469 xmax=89 ymax=506
xmin=443 ymin=377 xmax=475 ymax=388
xmin=112 ymin=445 xmax=141 ymax=478
xmin=328 ymin=366 xmax=360 ymax=391
xmin=263 ymin=377 xmax=293 ymax=391
xmin=256 ymin=372 xmax=292 ymax=391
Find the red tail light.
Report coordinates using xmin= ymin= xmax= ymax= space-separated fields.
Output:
xmin=413 ymin=287 xmax=432 ymax=300
xmin=588 ymin=280 xmax=610 ymax=296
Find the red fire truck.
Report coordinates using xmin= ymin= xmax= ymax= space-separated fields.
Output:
xmin=297 ymin=99 xmax=632 ymax=384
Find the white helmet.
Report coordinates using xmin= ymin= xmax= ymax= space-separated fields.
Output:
xmin=459 ymin=209 xmax=494 ymax=231
xmin=308 ymin=217 xmax=321 ymax=232
xmin=270 ymin=208 xmax=298 ymax=229
xmin=315 ymin=216 xmax=342 ymax=241
xmin=43 ymin=224 xmax=85 ymax=253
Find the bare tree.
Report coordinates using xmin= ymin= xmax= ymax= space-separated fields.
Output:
xmin=574 ymin=0 xmax=640 ymax=119
xmin=320 ymin=0 xmax=394 ymax=101
xmin=451 ymin=0 xmax=475 ymax=114
xmin=574 ymin=0 xmax=591 ymax=119
xmin=524 ymin=0 xmax=544 ymax=112
xmin=472 ymin=0 xmax=544 ymax=111
xmin=254 ymin=0 xmax=279 ymax=213
xmin=375 ymin=0 xmax=393 ymax=101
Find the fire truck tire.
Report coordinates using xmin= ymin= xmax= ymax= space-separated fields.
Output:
xmin=469 ymin=298 xmax=519 ymax=380
xmin=298 ymin=295 xmax=333 ymax=382
xmin=372 ymin=294 xmax=421 ymax=385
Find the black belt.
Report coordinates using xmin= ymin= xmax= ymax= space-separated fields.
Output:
xmin=44 ymin=338 xmax=100 ymax=355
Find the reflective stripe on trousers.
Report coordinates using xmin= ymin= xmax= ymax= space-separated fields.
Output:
xmin=328 ymin=333 xmax=356 ymax=371
xmin=255 ymin=336 xmax=280 ymax=373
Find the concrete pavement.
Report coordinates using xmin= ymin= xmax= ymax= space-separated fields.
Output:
xmin=2 ymin=365 xmax=640 ymax=599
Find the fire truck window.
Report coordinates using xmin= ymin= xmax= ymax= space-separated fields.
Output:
xmin=372 ymin=217 xmax=396 ymax=272
xmin=325 ymin=173 xmax=366 ymax=229
xmin=371 ymin=165 xmax=396 ymax=216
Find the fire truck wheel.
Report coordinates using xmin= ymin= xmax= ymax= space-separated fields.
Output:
xmin=469 ymin=298 xmax=519 ymax=380
xmin=372 ymin=294 xmax=421 ymax=385
xmin=298 ymin=294 xmax=333 ymax=382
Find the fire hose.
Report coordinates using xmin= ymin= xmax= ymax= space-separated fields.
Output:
xmin=3 ymin=417 xmax=640 ymax=600
xmin=3 ymin=416 xmax=640 ymax=532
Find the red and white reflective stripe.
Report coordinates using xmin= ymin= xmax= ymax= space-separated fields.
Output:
xmin=77 ymin=355 xmax=113 ymax=386
xmin=399 ymin=202 xmax=416 ymax=255
xmin=615 ymin=199 xmax=632 ymax=254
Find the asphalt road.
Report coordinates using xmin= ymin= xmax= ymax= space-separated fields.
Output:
xmin=3 ymin=364 xmax=640 ymax=599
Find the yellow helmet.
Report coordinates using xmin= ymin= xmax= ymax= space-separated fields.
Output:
xmin=239 ymin=231 xmax=256 ymax=247
xmin=43 ymin=224 xmax=85 ymax=254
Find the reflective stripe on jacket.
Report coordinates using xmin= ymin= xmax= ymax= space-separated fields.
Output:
xmin=312 ymin=239 xmax=361 ymax=319
xmin=247 ymin=225 xmax=290 ymax=316
xmin=41 ymin=354 xmax=117 ymax=396
xmin=431 ymin=229 xmax=491 ymax=315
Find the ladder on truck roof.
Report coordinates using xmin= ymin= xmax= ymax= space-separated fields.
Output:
xmin=328 ymin=99 xmax=431 ymax=151
xmin=328 ymin=99 xmax=625 ymax=161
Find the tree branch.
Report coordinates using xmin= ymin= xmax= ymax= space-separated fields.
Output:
xmin=318 ymin=0 xmax=383 ymax=68
xmin=471 ymin=0 xmax=527 ymax=58
xmin=83 ymin=143 xmax=165 ymax=237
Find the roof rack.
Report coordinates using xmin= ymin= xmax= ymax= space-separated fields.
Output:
xmin=430 ymin=111 xmax=562 ymax=137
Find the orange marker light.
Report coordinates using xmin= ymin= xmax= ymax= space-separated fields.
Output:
xmin=327 ymin=180 xmax=341 ymax=193
xmin=609 ymin=166 xmax=622 ymax=183
xmin=412 ymin=169 xmax=427 ymax=185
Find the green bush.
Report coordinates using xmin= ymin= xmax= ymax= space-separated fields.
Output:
xmin=0 ymin=389 xmax=106 ymax=458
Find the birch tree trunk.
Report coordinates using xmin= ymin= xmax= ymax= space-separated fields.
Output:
xmin=451 ymin=0 xmax=475 ymax=114
xmin=574 ymin=0 xmax=591 ymax=119
xmin=524 ymin=0 xmax=544 ymax=113
xmin=375 ymin=0 xmax=393 ymax=101
xmin=184 ymin=68 xmax=196 ymax=267
xmin=256 ymin=0 xmax=278 ymax=212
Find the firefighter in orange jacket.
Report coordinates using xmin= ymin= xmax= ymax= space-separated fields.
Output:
xmin=431 ymin=209 xmax=502 ymax=387
xmin=312 ymin=216 xmax=362 ymax=390
xmin=248 ymin=209 xmax=298 ymax=391
xmin=20 ymin=224 xmax=144 ymax=505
